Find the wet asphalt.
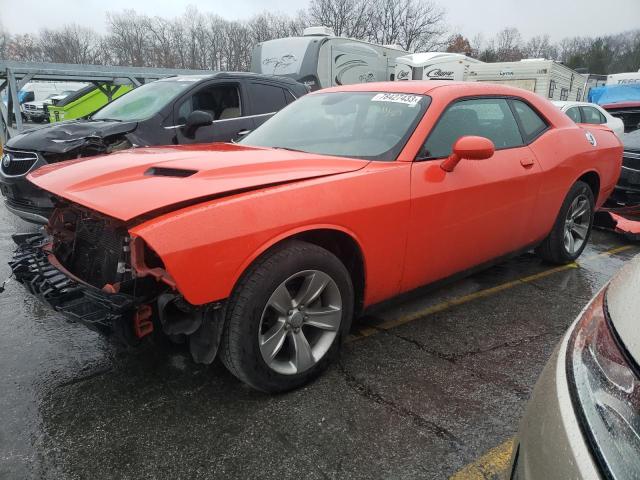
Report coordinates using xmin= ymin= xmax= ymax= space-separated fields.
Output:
xmin=0 ymin=204 xmax=638 ymax=480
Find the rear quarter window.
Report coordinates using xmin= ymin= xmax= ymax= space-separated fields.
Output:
xmin=512 ymin=100 xmax=548 ymax=142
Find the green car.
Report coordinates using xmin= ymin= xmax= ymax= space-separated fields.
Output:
xmin=48 ymin=84 xmax=134 ymax=123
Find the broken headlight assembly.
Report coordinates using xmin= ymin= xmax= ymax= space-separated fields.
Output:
xmin=567 ymin=289 xmax=640 ymax=479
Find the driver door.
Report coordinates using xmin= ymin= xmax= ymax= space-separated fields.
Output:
xmin=402 ymin=97 xmax=543 ymax=291
xmin=172 ymin=81 xmax=254 ymax=144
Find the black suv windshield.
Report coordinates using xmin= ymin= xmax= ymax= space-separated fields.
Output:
xmin=92 ymin=79 xmax=197 ymax=122
xmin=240 ymin=92 xmax=430 ymax=161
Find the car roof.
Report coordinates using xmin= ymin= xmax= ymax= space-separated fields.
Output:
xmin=317 ymin=80 xmax=547 ymax=98
xmin=161 ymin=72 xmax=304 ymax=86
xmin=552 ymin=100 xmax=601 ymax=108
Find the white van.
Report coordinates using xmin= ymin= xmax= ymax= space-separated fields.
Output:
xmin=394 ymin=52 xmax=483 ymax=81
xmin=250 ymin=26 xmax=407 ymax=90
xmin=466 ymin=60 xmax=587 ymax=102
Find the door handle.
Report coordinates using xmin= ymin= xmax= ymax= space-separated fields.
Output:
xmin=237 ymin=130 xmax=251 ymax=136
xmin=520 ymin=158 xmax=535 ymax=168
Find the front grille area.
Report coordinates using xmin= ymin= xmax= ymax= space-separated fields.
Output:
xmin=623 ymin=150 xmax=640 ymax=171
xmin=67 ymin=218 xmax=127 ymax=288
xmin=10 ymin=233 xmax=136 ymax=332
xmin=51 ymin=207 xmax=130 ymax=289
xmin=1 ymin=149 xmax=39 ymax=176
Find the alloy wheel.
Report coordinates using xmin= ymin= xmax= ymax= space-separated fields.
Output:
xmin=564 ymin=194 xmax=591 ymax=256
xmin=258 ymin=270 xmax=342 ymax=375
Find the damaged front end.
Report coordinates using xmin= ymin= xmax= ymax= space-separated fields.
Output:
xmin=9 ymin=204 xmax=224 ymax=364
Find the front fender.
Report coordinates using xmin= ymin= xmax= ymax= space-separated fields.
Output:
xmin=129 ymin=162 xmax=411 ymax=306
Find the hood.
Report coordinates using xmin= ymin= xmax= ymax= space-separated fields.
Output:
xmin=6 ymin=119 xmax=137 ymax=154
xmin=606 ymin=253 xmax=640 ymax=367
xmin=28 ymin=143 xmax=369 ymax=222
xmin=623 ymin=129 xmax=640 ymax=152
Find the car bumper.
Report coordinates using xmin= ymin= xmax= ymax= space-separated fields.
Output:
xmin=0 ymin=174 xmax=55 ymax=224
xmin=24 ymin=111 xmax=46 ymax=120
xmin=9 ymin=233 xmax=137 ymax=336
xmin=510 ymin=324 xmax=601 ymax=480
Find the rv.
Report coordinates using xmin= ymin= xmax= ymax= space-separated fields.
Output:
xmin=394 ymin=52 xmax=483 ymax=81
xmin=466 ymin=60 xmax=587 ymax=102
xmin=607 ymin=70 xmax=640 ymax=86
xmin=581 ymin=73 xmax=607 ymax=101
xmin=250 ymin=26 xmax=407 ymax=90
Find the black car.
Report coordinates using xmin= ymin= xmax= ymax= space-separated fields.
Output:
xmin=0 ymin=72 xmax=308 ymax=223
xmin=609 ymin=128 xmax=640 ymax=205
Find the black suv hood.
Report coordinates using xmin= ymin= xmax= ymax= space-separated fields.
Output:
xmin=6 ymin=119 xmax=138 ymax=155
xmin=623 ymin=129 xmax=640 ymax=152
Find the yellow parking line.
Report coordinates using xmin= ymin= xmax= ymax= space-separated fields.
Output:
xmin=449 ymin=438 xmax=515 ymax=480
xmin=349 ymin=244 xmax=636 ymax=341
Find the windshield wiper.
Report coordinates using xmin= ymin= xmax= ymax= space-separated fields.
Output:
xmin=90 ymin=117 xmax=123 ymax=122
xmin=273 ymin=146 xmax=307 ymax=153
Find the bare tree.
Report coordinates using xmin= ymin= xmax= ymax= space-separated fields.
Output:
xmin=106 ymin=10 xmax=152 ymax=66
xmin=6 ymin=34 xmax=44 ymax=61
xmin=524 ymin=34 xmax=557 ymax=59
xmin=397 ymin=0 xmax=446 ymax=51
xmin=494 ymin=27 xmax=523 ymax=61
xmin=40 ymin=25 xmax=100 ymax=64
xmin=307 ymin=0 xmax=371 ymax=38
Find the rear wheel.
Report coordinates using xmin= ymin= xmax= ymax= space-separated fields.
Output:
xmin=220 ymin=240 xmax=354 ymax=393
xmin=536 ymin=181 xmax=595 ymax=264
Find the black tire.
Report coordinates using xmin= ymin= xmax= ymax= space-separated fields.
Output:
xmin=219 ymin=240 xmax=354 ymax=393
xmin=535 ymin=181 xmax=595 ymax=264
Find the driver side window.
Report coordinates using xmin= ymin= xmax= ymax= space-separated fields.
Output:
xmin=422 ymin=98 xmax=523 ymax=159
xmin=177 ymin=84 xmax=241 ymax=124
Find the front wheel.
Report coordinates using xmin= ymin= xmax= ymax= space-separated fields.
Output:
xmin=535 ymin=181 xmax=595 ymax=264
xmin=219 ymin=240 xmax=354 ymax=393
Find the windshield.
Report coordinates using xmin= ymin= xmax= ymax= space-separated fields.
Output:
xmin=240 ymin=92 xmax=430 ymax=161
xmin=92 ymin=79 xmax=195 ymax=122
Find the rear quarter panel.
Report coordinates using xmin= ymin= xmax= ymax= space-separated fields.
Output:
xmin=529 ymin=123 xmax=622 ymax=241
xmin=130 ymin=162 xmax=411 ymax=306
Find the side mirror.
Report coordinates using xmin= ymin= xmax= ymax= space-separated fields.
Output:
xmin=440 ymin=136 xmax=495 ymax=172
xmin=183 ymin=110 xmax=213 ymax=138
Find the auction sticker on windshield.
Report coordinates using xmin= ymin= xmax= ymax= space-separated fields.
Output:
xmin=371 ymin=93 xmax=422 ymax=107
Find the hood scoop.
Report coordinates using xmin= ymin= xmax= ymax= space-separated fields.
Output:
xmin=145 ymin=167 xmax=197 ymax=178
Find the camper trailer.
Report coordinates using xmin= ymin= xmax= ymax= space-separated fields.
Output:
xmin=607 ymin=70 xmax=640 ymax=86
xmin=250 ymin=26 xmax=407 ymax=90
xmin=466 ymin=60 xmax=587 ymax=102
xmin=394 ymin=52 xmax=483 ymax=81
xmin=581 ymin=73 xmax=607 ymax=101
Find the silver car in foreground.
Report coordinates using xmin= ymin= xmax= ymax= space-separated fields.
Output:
xmin=511 ymin=255 xmax=640 ymax=479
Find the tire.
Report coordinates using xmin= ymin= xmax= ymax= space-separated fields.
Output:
xmin=535 ymin=181 xmax=595 ymax=264
xmin=220 ymin=240 xmax=354 ymax=393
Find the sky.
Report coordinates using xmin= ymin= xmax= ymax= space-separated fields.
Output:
xmin=0 ymin=0 xmax=639 ymax=42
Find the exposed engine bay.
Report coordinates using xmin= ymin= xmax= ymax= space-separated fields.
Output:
xmin=9 ymin=203 xmax=224 ymax=364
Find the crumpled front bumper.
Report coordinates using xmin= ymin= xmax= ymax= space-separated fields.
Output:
xmin=9 ymin=233 xmax=137 ymax=335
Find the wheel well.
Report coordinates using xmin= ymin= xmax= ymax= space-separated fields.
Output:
xmin=293 ymin=229 xmax=365 ymax=316
xmin=578 ymin=171 xmax=600 ymax=201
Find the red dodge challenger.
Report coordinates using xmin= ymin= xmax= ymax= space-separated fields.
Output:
xmin=10 ymin=82 xmax=622 ymax=392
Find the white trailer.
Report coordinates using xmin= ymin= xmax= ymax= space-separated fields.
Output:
xmin=582 ymin=74 xmax=607 ymax=101
xmin=606 ymin=70 xmax=640 ymax=86
xmin=250 ymin=26 xmax=407 ymax=90
xmin=466 ymin=60 xmax=587 ymax=101
xmin=394 ymin=52 xmax=483 ymax=81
